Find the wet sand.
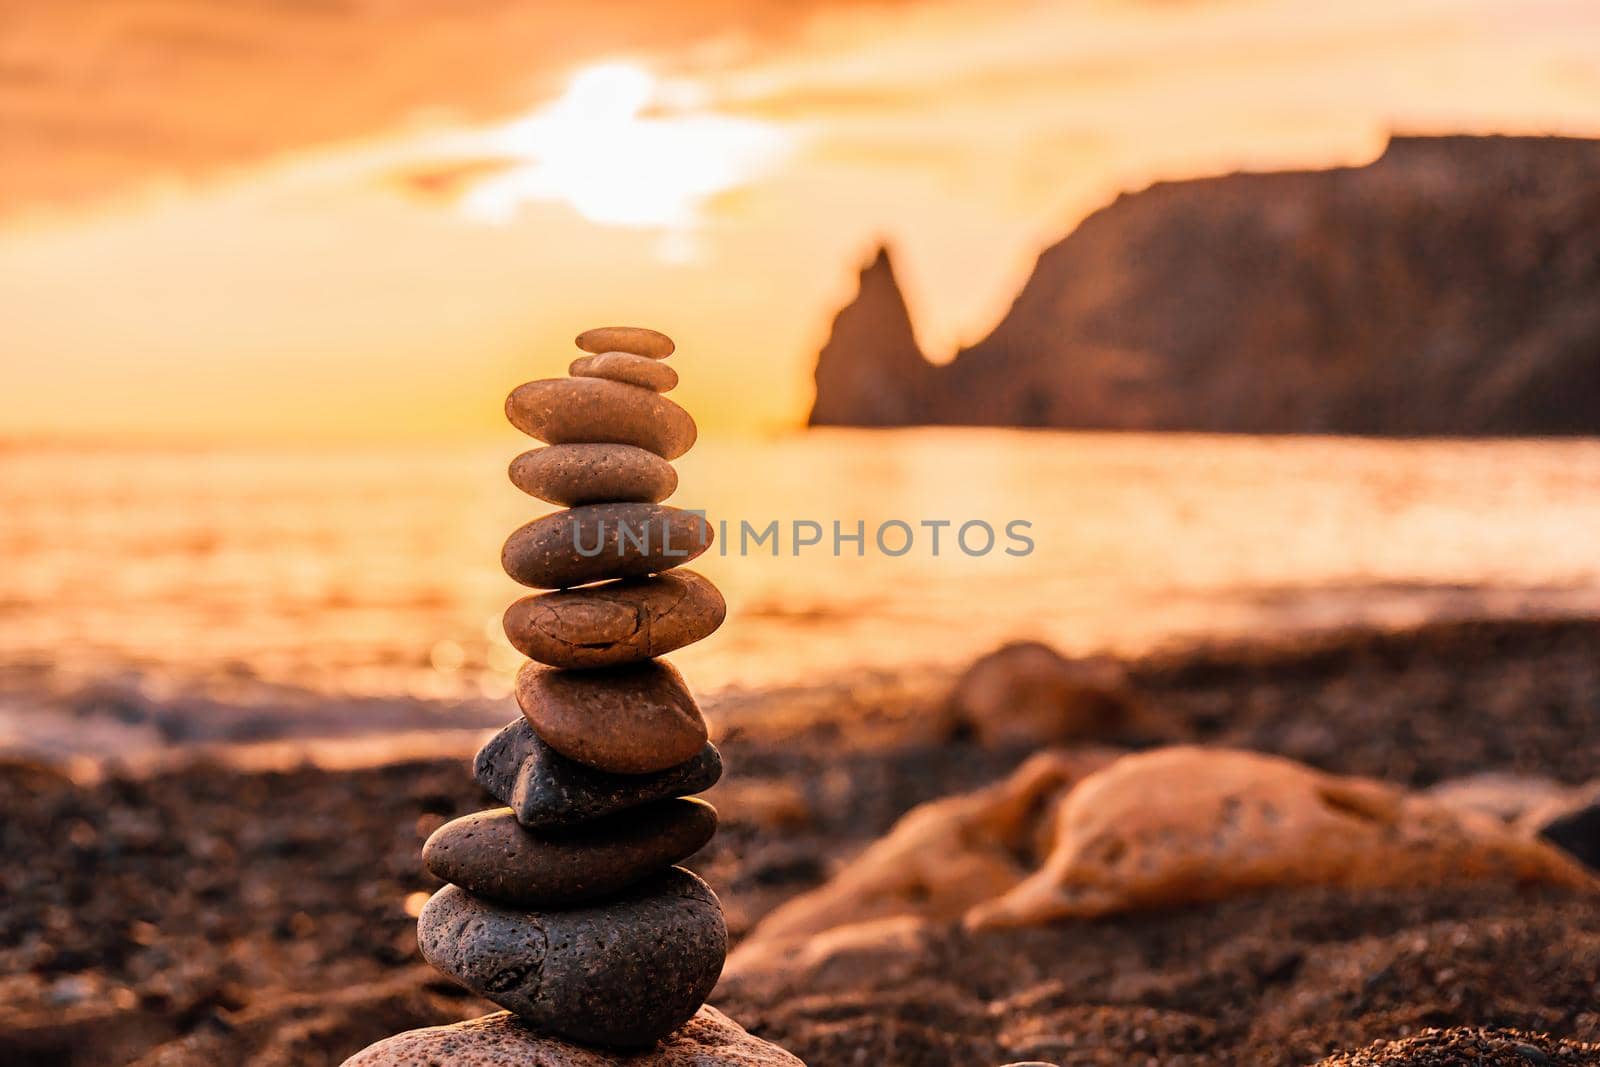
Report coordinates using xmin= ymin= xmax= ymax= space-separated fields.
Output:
xmin=3 ymin=616 xmax=1598 ymax=1065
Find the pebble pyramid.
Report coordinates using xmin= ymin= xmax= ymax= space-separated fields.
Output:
xmin=345 ymin=328 xmax=793 ymax=1064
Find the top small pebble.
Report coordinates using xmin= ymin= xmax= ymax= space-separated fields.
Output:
xmin=576 ymin=326 xmax=675 ymax=360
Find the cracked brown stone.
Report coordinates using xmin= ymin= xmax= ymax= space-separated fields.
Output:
xmin=503 ymin=571 xmax=725 ymax=669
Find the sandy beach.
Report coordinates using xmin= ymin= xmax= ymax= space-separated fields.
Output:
xmin=5 ymin=615 xmax=1596 ymax=1066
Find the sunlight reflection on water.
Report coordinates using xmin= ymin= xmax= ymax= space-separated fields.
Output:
xmin=2 ymin=429 xmax=1598 ymax=704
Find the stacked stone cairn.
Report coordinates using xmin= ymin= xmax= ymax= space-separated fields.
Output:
xmin=345 ymin=328 xmax=796 ymax=1064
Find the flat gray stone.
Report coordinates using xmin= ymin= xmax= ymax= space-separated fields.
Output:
xmin=503 ymin=571 xmax=726 ymax=669
xmin=417 ymin=868 xmax=727 ymax=1049
xmin=474 ymin=718 xmax=723 ymax=828
xmin=502 ymin=503 xmax=712 ymax=590
xmin=422 ymin=799 xmax=718 ymax=906
xmin=340 ymin=1005 xmax=803 ymax=1066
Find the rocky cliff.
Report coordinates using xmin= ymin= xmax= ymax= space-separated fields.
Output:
xmin=809 ymin=136 xmax=1600 ymax=435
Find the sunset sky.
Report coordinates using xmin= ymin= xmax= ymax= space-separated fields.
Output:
xmin=3 ymin=0 xmax=1598 ymax=440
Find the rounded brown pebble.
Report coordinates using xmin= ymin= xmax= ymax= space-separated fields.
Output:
xmin=570 ymin=352 xmax=678 ymax=392
xmin=506 ymin=378 xmax=696 ymax=459
xmin=422 ymin=799 xmax=718 ymax=906
xmin=516 ymin=659 xmax=708 ymax=774
xmin=474 ymin=718 xmax=723 ymax=828
xmin=509 ymin=444 xmax=677 ymax=506
xmin=502 ymin=503 xmax=712 ymax=589
xmin=338 ymin=1005 xmax=805 ymax=1066
xmin=575 ymin=326 xmax=675 ymax=359
xmin=503 ymin=571 xmax=726 ymax=669
xmin=417 ymin=868 xmax=726 ymax=1049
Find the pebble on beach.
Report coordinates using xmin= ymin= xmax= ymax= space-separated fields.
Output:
xmin=509 ymin=444 xmax=678 ymax=506
xmin=474 ymin=718 xmax=724 ymax=828
xmin=946 ymin=641 xmax=1140 ymax=748
xmin=515 ymin=660 xmax=709 ymax=774
xmin=570 ymin=352 xmax=679 ymax=392
xmin=501 ymin=503 xmax=713 ymax=590
xmin=505 ymin=378 xmax=696 ymax=459
xmin=575 ymin=326 xmax=675 ymax=359
xmin=503 ymin=571 xmax=726 ymax=669
xmin=421 ymin=799 xmax=718 ymax=907
xmin=417 ymin=868 xmax=727 ymax=1049
xmin=339 ymin=1005 xmax=803 ymax=1067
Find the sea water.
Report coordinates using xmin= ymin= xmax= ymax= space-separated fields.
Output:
xmin=2 ymin=429 xmax=1597 ymax=752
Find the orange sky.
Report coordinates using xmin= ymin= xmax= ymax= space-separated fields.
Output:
xmin=3 ymin=0 xmax=1598 ymax=440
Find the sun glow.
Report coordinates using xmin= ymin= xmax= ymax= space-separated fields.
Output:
xmin=458 ymin=63 xmax=792 ymax=229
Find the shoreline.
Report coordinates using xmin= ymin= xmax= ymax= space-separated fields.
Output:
xmin=7 ymin=607 xmax=1600 ymax=779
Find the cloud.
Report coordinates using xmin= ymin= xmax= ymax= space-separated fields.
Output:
xmin=0 ymin=0 xmax=931 ymax=218
xmin=388 ymin=63 xmax=794 ymax=230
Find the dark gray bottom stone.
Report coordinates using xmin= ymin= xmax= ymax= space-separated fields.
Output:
xmin=417 ymin=867 xmax=728 ymax=1049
